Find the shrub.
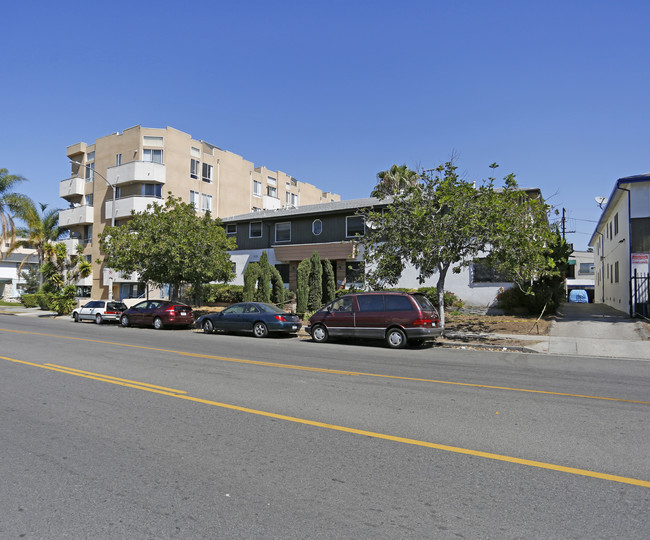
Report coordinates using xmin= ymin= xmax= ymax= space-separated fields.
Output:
xmin=296 ymin=258 xmax=311 ymax=314
xmin=308 ymin=252 xmax=323 ymax=311
xmin=322 ymin=259 xmax=336 ymax=304
xmin=20 ymin=294 xmax=39 ymax=308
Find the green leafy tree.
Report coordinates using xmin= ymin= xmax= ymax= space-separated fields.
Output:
xmin=361 ymin=161 xmax=554 ymax=327
xmin=41 ymin=242 xmax=92 ymax=314
xmin=308 ymin=252 xmax=323 ymax=310
xmin=296 ymin=258 xmax=311 ymax=314
xmin=243 ymin=251 xmax=285 ymax=304
xmin=0 ymin=168 xmax=31 ymax=257
xmin=99 ymin=195 xmax=236 ymax=302
xmin=20 ymin=266 xmax=40 ymax=294
xmin=322 ymin=259 xmax=336 ymax=304
xmin=12 ymin=201 xmax=64 ymax=285
xmin=371 ymin=164 xmax=419 ymax=198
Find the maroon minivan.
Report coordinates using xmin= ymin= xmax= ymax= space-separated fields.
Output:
xmin=306 ymin=292 xmax=442 ymax=349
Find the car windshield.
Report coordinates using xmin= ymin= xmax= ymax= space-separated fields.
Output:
xmin=258 ymin=303 xmax=285 ymax=313
xmin=412 ymin=294 xmax=437 ymax=312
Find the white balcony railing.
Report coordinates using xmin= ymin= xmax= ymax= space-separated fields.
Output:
xmin=105 ymin=196 xmax=163 ymax=220
xmin=59 ymin=205 xmax=94 ymax=226
xmin=262 ymin=195 xmax=281 ymax=210
xmin=59 ymin=176 xmax=86 ymax=198
xmin=106 ymin=161 xmax=166 ymax=187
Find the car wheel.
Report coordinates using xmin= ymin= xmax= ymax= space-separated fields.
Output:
xmin=120 ymin=315 xmax=129 ymax=327
xmin=253 ymin=322 xmax=268 ymax=338
xmin=73 ymin=312 xmax=80 ymax=323
xmin=386 ymin=328 xmax=407 ymax=349
xmin=153 ymin=317 xmax=164 ymax=330
xmin=202 ymin=319 xmax=214 ymax=334
xmin=95 ymin=313 xmax=103 ymax=325
xmin=312 ymin=324 xmax=328 ymax=343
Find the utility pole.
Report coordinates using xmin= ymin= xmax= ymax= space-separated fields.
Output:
xmin=562 ymin=208 xmax=566 ymax=239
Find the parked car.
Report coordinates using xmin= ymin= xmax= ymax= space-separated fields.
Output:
xmin=120 ymin=300 xmax=194 ymax=329
xmin=306 ymin=292 xmax=442 ymax=349
xmin=568 ymin=289 xmax=589 ymax=303
xmin=72 ymin=300 xmax=128 ymax=324
xmin=196 ymin=302 xmax=301 ymax=338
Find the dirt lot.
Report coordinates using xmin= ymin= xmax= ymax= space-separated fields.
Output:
xmin=444 ymin=312 xmax=551 ymax=336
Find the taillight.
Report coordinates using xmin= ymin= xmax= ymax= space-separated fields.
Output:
xmin=413 ymin=319 xmax=432 ymax=326
xmin=105 ymin=311 xmax=116 ymax=315
xmin=274 ymin=315 xmax=286 ymax=322
xmin=165 ymin=307 xmax=175 ymax=314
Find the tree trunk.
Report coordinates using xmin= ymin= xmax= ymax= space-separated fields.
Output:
xmin=436 ymin=263 xmax=449 ymax=331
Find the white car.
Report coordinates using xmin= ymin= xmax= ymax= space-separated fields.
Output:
xmin=72 ymin=300 xmax=128 ymax=324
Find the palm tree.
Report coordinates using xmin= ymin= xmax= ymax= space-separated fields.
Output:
xmin=13 ymin=201 xmax=65 ymax=285
xmin=0 ymin=168 xmax=30 ymax=258
xmin=371 ymin=164 xmax=419 ymax=198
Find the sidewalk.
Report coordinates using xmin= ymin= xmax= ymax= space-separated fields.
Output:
xmin=446 ymin=303 xmax=650 ymax=360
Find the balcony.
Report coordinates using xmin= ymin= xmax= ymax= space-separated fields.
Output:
xmin=105 ymin=196 xmax=163 ymax=220
xmin=102 ymin=268 xmax=139 ymax=285
xmin=59 ymin=205 xmax=94 ymax=226
xmin=106 ymin=161 xmax=166 ymax=187
xmin=59 ymin=176 xmax=86 ymax=199
xmin=262 ymin=195 xmax=281 ymax=211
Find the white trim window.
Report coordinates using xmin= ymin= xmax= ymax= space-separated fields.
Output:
xmin=249 ymin=221 xmax=262 ymax=238
xmin=346 ymin=215 xmax=365 ymax=237
xmin=291 ymin=193 xmax=298 ymax=207
xmin=143 ymin=148 xmax=163 ymax=163
xmin=190 ymin=159 xmax=200 ymax=179
xmin=115 ymin=153 xmax=122 ymax=166
xmin=201 ymin=194 xmax=212 ymax=212
xmin=267 ymin=185 xmax=277 ymax=198
xmin=202 ymin=163 xmax=213 ymax=183
xmin=275 ymin=222 xmax=291 ymax=243
xmin=253 ymin=180 xmax=262 ymax=197
xmin=267 ymin=176 xmax=277 ymax=186
xmin=225 ymin=224 xmax=236 ymax=235
xmin=312 ymin=219 xmax=322 ymax=235
xmin=189 ymin=190 xmax=199 ymax=210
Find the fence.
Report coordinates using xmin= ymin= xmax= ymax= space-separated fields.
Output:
xmin=631 ymin=271 xmax=649 ymax=318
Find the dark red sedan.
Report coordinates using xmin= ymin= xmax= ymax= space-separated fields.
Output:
xmin=120 ymin=300 xmax=194 ymax=330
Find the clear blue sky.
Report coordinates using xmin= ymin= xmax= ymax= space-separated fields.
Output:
xmin=2 ymin=0 xmax=649 ymax=250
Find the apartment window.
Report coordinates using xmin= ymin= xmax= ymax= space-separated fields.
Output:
xmin=189 ymin=190 xmax=199 ymax=210
xmin=346 ymin=262 xmax=365 ymax=286
xmin=252 ymin=207 xmax=261 ymax=212
xmin=286 ymin=182 xmax=291 ymax=190
xmin=87 ymin=151 xmax=95 ymax=161
xmin=291 ymin=193 xmax=298 ymax=207
xmin=201 ymin=194 xmax=212 ymax=212
xmin=346 ymin=215 xmax=365 ymax=237
xmin=578 ymin=263 xmax=595 ymax=275
xmin=614 ymin=261 xmax=619 ymax=283
xmin=115 ymin=187 xmax=122 ymax=199
xmin=85 ymin=162 xmax=95 ymax=183
xmin=275 ymin=222 xmax=291 ymax=242
xmin=202 ymin=163 xmax=213 ymax=183
xmin=191 ymin=146 xmax=201 ymax=158
xmin=143 ymin=184 xmax=162 ymax=197
xmin=143 ymin=148 xmax=163 ymax=163
xmin=286 ymin=192 xmax=291 ymax=206
xmin=631 ymin=218 xmax=650 ymax=252
xmin=253 ymin=180 xmax=262 ymax=197
xmin=225 ymin=224 xmax=237 ymax=235
xmin=249 ymin=221 xmax=262 ymax=238
xmin=84 ymin=254 xmax=92 ymax=263
xmin=190 ymin=159 xmax=200 ymax=179
xmin=85 ymin=194 xmax=93 ymax=206
xmin=275 ymin=264 xmax=290 ymax=285
xmin=312 ymin=219 xmax=323 ymax=235
xmin=267 ymin=185 xmax=277 ymax=198
xmin=115 ymin=153 xmax=122 ymax=166
xmin=473 ymin=259 xmax=510 ymax=283
xmin=267 ymin=176 xmax=277 ymax=186
xmin=614 ymin=213 xmax=619 ymax=236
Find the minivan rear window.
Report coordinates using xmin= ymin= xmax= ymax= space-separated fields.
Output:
xmin=412 ymin=294 xmax=436 ymax=312
xmin=384 ymin=295 xmax=415 ymax=311
xmin=357 ymin=295 xmax=384 ymax=312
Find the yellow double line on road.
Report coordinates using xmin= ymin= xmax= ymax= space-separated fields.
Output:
xmin=1 ymin=352 xmax=649 ymax=489
xmin=1 ymin=327 xmax=649 ymax=405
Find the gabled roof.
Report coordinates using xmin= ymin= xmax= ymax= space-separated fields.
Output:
xmin=222 ymin=197 xmax=390 ymax=223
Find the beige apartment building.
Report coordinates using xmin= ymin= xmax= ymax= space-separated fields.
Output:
xmin=58 ymin=125 xmax=340 ymax=300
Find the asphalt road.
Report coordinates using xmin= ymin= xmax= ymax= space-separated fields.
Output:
xmin=1 ymin=315 xmax=649 ymax=539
